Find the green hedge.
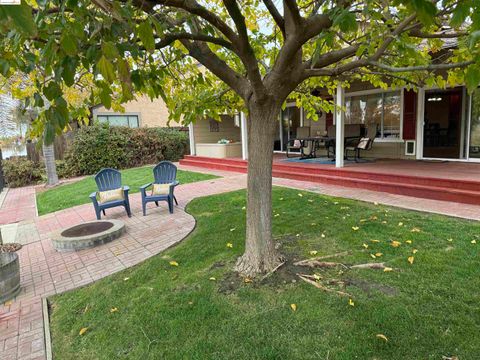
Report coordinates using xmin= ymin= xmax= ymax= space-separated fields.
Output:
xmin=63 ymin=124 xmax=189 ymax=176
xmin=2 ymin=157 xmax=44 ymax=188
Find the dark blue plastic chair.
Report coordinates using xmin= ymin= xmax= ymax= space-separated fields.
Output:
xmin=140 ymin=161 xmax=179 ymax=216
xmin=89 ymin=168 xmax=132 ymax=220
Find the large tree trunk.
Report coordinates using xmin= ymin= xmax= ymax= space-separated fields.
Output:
xmin=235 ymin=100 xmax=283 ymax=277
xmin=43 ymin=142 xmax=59 ymax=186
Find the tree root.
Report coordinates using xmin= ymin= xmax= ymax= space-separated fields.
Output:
xmin=295 ymin=258 xmax=388 ymax=271
xmin=293 ymin=251 xmax=351 ymax=266
xmin=260 ymin=261 xmax=286 ymax=282
xmin=297 ymin=274 xmax=352 ymax=297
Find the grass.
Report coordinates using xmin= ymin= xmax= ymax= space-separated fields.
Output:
xmin=49 ymin=188 xmax=480 ymax=359
xmin=36 ymin=166 xmax=218 ymax=216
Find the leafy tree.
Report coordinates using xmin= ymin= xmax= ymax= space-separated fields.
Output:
xmin=0 ymin=0 xmax=478 ymax=275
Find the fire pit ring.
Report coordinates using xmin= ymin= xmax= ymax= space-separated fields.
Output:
xmin=52 ymin=220 xmax=125 ymax=251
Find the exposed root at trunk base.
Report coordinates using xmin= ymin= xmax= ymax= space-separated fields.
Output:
xmin=234 ymin=252 xmax=285 ymax=278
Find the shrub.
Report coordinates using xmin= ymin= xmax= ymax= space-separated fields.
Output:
xmin=2 ymin=157 xmax=44 ymax=188
xmin=64 ymin=124 xmax=188 ymax=176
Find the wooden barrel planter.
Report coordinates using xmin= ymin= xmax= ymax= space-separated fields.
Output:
xmin=0 ymin=252 xmax=20 ymax=303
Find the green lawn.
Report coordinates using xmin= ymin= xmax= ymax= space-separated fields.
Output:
xmin=36 ymin=166 xmax=218 ymax=215
xmin=49 ymin=188 xmax=480 ymax=359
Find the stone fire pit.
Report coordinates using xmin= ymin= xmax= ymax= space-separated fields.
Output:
xmin=0 ymin=252 xmax=20 ymax=303
xmin=52 ymin=220 xmax=125 ymax=251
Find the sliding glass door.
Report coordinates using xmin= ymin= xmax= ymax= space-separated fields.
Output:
xmin=468 ymin=89 xmax=480 ymax=159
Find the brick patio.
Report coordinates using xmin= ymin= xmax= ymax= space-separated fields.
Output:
xmin=2 ymin=165 xmax=480 ymax=360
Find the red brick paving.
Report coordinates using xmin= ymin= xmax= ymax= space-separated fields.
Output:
xmin=2 ymin=165 xmax=480 ymax=359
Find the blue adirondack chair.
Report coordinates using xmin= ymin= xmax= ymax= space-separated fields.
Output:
xmin=140 ymin=161 xmax=179 ymax=216
xmin=89 ymin=168 xmax=132 ymax=220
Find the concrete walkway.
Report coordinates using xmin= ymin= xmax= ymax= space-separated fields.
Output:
xmin=2 ymin=165 xmax=480 ymax=360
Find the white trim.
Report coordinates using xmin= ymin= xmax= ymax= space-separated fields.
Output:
xmin=422 ymin=157 xmax=480 ymax=163
xmin=335 ymin=84 xmax=345 ymax=168
xmin=405 ymin=140 xmax=416 ymax=156
xmin=374 ymin=138 xmax=404 ymax=143
xmin=240 ymin=112 xmax=248 ymax=160
xmin=416 ymin=88 xmax=425 ymax=159
xmin=344 ymin=86 xmax=402 ymax=97
xmin=460 ymin=87 xmax=467 ymax=159
xmin=466 ymin=93 xmax=473 ymax=160
xmin=188 ymin=122 xmax=196 ymax=156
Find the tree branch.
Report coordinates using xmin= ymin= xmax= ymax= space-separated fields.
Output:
xmin=409 ymin=29 xmax=468 ymax=38
xmin=155 ymin=32 xmax=233 ymax=50
xmin=367 ymin=60 xmax=475 ymax=73
xmin=262 ymin=0 xmax=285 ymax=34
xmin=222 ymin=0 xmax=265 ymax=96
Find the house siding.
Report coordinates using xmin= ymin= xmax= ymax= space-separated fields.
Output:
xmin=92 ymin=96 xmax=179 ymax=128
xmin=193 ymin=115 xmax=241 ymax=144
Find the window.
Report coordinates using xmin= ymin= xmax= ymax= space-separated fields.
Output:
xmin=97 ymin=115 xmax=139 ymax=128
xmin=345 ymin=91 xmax=401 ymax=139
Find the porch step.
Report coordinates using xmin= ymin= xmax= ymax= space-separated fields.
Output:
xmin=179 ymin=155 xmax=480 ymax=205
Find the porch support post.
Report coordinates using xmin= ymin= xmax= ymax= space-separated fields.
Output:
xmin=335 ymin=84 xmax=345 ymax=168
xmin=240 ymin=112 xmax=248 ymax=160
xmin=416 ymin=88 xmax=425 ymax=160
xmin=188 ymin=122 xmax=196 ymax=156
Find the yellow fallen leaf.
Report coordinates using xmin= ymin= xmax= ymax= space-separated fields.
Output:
xmin=230 ymin=228 xmax=236 ymax=232
xmin=309 ymin=250 xmax=318 ymax=255
xmin=311 ymin=223 xmax=317 ymax=226
xmin=412 ymin=249 xmax=418 ymax=254
xmin=296 ymin=233 xmax=300 ymax=237
xmin=209 ymin=277 xmax=216 ymax=281
xmin=405 ymin=240 xmax=412 ymax=244
xmin=390 ymin=240 xmax=402 ymax=247
xmin=274 ymin=214 xmax=280 ymax=217
xmin=381 ymin=221 xmax=387 ymax=224
xmin=244 ymin=277 xmax=253 ymax=283
xmin=411 ymin=227 xmax=421 ymax=233
xmin=408 ymin=256 xmax=414 ymax=264
xmin=352 ymin=226 xmax=359 ymax=231
xmin=169 ymin=261 xmax=179 ymax=267
xmin=383 ymin=267 xmax=393 ymax=272
xmin=123 ymin=277 xmax=130 ymax=281
xmin=290 ymin=303 xmax=297 ymax=312
xmin=110 ymin=307 xmax=118 ymax=313
xmin=447 ymin=238 xmax=453 ymax=242
xmin=370 ymin=239 xmax=380 ymax=243
xmin=308 ymin=199 xmax=314 ymax=203
xmin=471 ymin=240 xmax=477 ymax=244
xmin=321 ymin=233 xmax=326 ymax=238
xmin=334 ymin=201 xmax=339 ymax=205
xmin=370 ymin=215 xmax=378 ymax=220
xmin=376 ymin=334 xmax=388 ymax=342
xmin=242 ymin=206 xmax=246 ymax=210
xmin=362 ymin=243 xmax=369 ymax=249
xmin=370 ymin=254 xmax=377 ymax=259
xmin=398 ymin=222 xmax=404 ymax=226
xmin=313 ymin=273 xmax=321 ymax=280
xmin=298 ymin=193 xmax=303 ymax=197
xmin=279 ymin=197 xmax=284 ymax=201
xmin=226 ymin=243 xmax=233 ymax=248
xmin=79 ymin=327 xmax=88 ymax=336
xmin=360 ymin=219 xmax=367 ymax=222
xmin=375 ymin=252 xmax=383 ymax=257
xmin=188 ymin=301 xmax=194 ymax=305
xmin=348 ymin=298 xmax=355 ymax=306
xmin=374 ymin=202 xmax=379 ymax=205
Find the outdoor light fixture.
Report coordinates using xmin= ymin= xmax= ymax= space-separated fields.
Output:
xmin=427 ymin=97 xmax=443 ymax=102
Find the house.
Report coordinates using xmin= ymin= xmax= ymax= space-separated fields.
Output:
xmin=181 ymin=82 xmax=480 ymax=206
xmin=91 ymin=95 xmax=180 ymax=128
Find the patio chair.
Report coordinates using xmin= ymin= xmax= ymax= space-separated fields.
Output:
xmin=345 ymin=125 xmax=377 ymax=162
xmin=89 ymin=168 xmax=132 ymax=220
xmin=286 ymin=127 xmax=311 ymax=158
xmin=140 ymin=161 xmax=179 ymax=216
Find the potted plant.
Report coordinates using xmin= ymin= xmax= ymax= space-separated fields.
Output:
xmin=0 ymin=229 xmax=21 ymax=303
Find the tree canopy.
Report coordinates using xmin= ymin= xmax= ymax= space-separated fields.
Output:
xmin=0 ymin=0 xmax=478 ymax=142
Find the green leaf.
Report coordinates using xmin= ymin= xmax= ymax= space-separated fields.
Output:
xmin=333 ymin=9 xmax=357 ymax=33
xmin=409 ymin=0 xmax=436 ymax=26
xmin=468 ymin=30 xmax=480 ymax=49
xmin=0 ymin=59 xmax=10 ymax=76
xmin=102 ymin=41 xmax=119 ymax=60
xmin=99 ymin=87 xmax=112 ymax=109
xmin=465 ymin=66 xmax=480 ymax=93
xmin=61 ymin=56 xmax=78 ymax=87
xmin=61 ymin=33 xmax=77 ymax=56
xmin=34 ymin=93 xmax=44 ymax=108
xmin=44 ymin=82 xmax=62 ymax=101
xmin=451 ymin=2 xmax=470 ymax=28
xmin=0 ymin=2 xmax=36 ymax=35
xmin=137 ymin=22 xmax=155 ymax=52
xmin=96 ymin=55 xmax=116 ymax=83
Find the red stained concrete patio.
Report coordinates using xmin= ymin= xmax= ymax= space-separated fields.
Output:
xmin=2 ymin=164 xmax=480 ymax=359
